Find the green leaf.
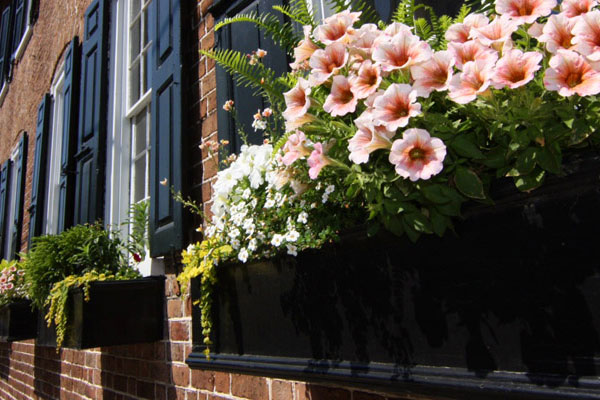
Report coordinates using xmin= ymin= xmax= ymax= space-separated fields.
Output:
xmin=482 ymin=146 xmax=506 ymax=168
xmin=421 ymin=184 xmax=451 ymax=204
xmin=515 ymin=147 xmax=538 ymax=175
xmin=514 ymin=169 xmax=546 ymax=192
xmin=430 ymin=209 xmax=448 ymax=237
xmin=455 ymin=167 xmax=486 ymax=200
xmin=450 ymin=135 xmax=485 ymax=159
xmin=345 ymin=182 xmax=361 ymax=199
xmin=405 ymin=212 xmax=433 ymax=234
xmin=535 ymin=147 xmax=561 ymax=174
xmin=384 ymin=216 xmax=404 ymax=237
xmin=384 ymin=199 xmax=405 ymax=214
xmin=401 ymin=219 xmax=420 ymax=242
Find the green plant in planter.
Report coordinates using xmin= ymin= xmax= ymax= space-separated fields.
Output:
xmin=0 ymin=259 xmax=29 ymax=308
xmin=21 ymin=223 xmax=141 ymax=348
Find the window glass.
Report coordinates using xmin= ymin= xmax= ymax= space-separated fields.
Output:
xmin=3 ymin=150 xmax=17 ymax=259
xmin=128 ymin=0 xmax=151 ymax=107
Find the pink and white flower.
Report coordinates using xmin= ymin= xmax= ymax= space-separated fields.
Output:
xmin=348 ymin=119 xmax=393 ymax=164
xmin=544 ymin=49 xmax=600 ymax=96
xmin=309 ymin=43 xmax=348 ymax=85
xmin=349 ymin=60 xmax=382 ymax=99
xmin=282 ymin=131 xmax=312 ymax=166
xmin=373 ymin=84 xmax=421 ymax=132
xmin=307 ymin=142 xmax=333 ymax=179
xmin=349 ymin=24 xmax=382 ymax=57
xmin=389 ymin=129 xmax=446 ymax=181
xmin=495 ymin=0 xmax=557 ymax=24
xmin=324 ymin=75 xmax=358 ymax=116
xmin=382 ymin=22 xmax=413 ymax=38
xmin=572 ymin=11 xmax=600 ymax=62
xmin=314 ymin=12 xmax=356 ymax=45
xmin=448 ymin=56 xmax=498 ymax=104
xmin=470 ymin=15 xmax=519 ymax=50
xmin=283 ymin=78 xmax=311 ymax=123
xmin=372 ymin=32 xmax=432 ymax=72
xmin=448 ymin=40 xmax=498 ymax=70
xmin=492 ymin=49 xmax=543 ymax=89
xmin=538 ymin=14 xmax=577 ymax=53
xmin=410 ymin=50 xmax=455 ymax=97
xmin=561 ymin=0 xmax=598 ymax=18
xmin=445 ymin=13 xmax=490 ymax=44
xmin=292 ymin=25 xmax=319 ymax=69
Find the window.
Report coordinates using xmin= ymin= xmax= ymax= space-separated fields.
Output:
xmin=0 ymin=134 xmax=26 ymax=261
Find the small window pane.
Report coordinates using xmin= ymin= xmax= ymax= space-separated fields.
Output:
xmin=129 ymin=61 xmax=140 ymax=104
xmin=130 ymin=18 xmax=141 ymax=60
xmin=134 ymin=155 xmax=146 ymax=202
xmin=143 ymin=8 xmax=149 ymax=46
xmin=135 ymin=111 xmax=147 ymax=155
xmin=132 ymin=0 xmax=141 ymax=15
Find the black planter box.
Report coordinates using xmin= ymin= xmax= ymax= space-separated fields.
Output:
xmin=37 ymin=276 xmax=165 ymax=349
xmin=188 ymin=152 xmax=600 ymax=399
xmin=0 ymin=299 xmax=37 ymax=341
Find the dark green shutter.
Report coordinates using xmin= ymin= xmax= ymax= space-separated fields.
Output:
xmin=57 ymin=37 xmax=81 ymax=232
xmin=9 ymin=133 xmax=27 ymax=259
xmin=11 ymin=0 xmax=26 ymax=54
xmin=149 ymin=0 xmax=183 ymax=257
xmin=74 ymin=0 xmax=108 ymax=225
xmin=29 ymin=94 xmax=51 ymax=243
xmin=0 ymin=6 xmax=12 ymax=87
xmin=216 ymin=0 xmax=288 ymax=152
xmin=0 ymin=160 xmax=10 ymax=259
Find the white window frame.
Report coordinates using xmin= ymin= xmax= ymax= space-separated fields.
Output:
xmin=3 ymin=144 xmax=20 ymax=260
xmin=107 ymin=0 xmax=162 ymax=276
xmin=44 ymin=65 xmax=66 ymax=235
xmin=308 ymin=0 xmax=335 ymax=21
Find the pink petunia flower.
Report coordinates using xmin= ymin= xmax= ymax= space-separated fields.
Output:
xmin=492 ymin=49 xmax=543 ymax=89
xmin=448 ymin=56 xmax=498 ymax=104
xmin=470 ymin=15 xmax=520 ymax=50
xmin=307 ymin=142 xmax=333 ymax=179
xmin=292 ymin=25 xmax=319 ymax=69
xmin=283 ymin=78 xmax=311 ymax=123
xmin=282 ymin=131 xmax=312 ymax=166
xmin=309 ymin=43 xmax=348 ymax=86
xmin=445 ymin=13 xmax=490 ymax=44
xmin=324 ymin=75 xmax=358 ymax=116
xmin=448 ymin=40 xmax=498 ymax=70
xmin=389 ymin=129 xmax=446 ymax=181
xmin=348 ymin=121 xmax=393 ymax=164
xmin=496 ymin=0 xmax=557 ymax=24
xmin=572 ymin=11 xmax=600 ymax=62
xmin=373 ymin=84 xmax=421 ymax=132
xmin=544 ymin=49 xmax=600 ymax=96
xmin=372 ymin=32 xmax=432 ymax=72
xmin=349 ymin=24 xmax=382 ymax=58
xmin=410 ymin=50 xmax=455 ymax=97
xmin=538 ymin=14 xmax=577 ymax=53
xmin=561 ymin=0 xmax=598 ymax=18
xmin=349 ymin=60 xmax=382 ymax=99
xmin=314 ymin=12 xmax=356 ymax=45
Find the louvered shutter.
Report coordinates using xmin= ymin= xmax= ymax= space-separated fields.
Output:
xmin=57 ymin=37 xmax=81 ymax=232
xmin=28 ymin=94 xmax=51 ymax=242
xmin=0 ymin=160 xmax=10 ymax=259
xmin=11 ymin=0 xmax=26 ymax=54
xmin=148 ymin=0 xmax=183 ymax=257
xmin=9 ymin=133 xmax=27 ymax=258
xmin=73 ymin=0 xmax=108 ymax=225
xmin=216 ymin=0 xmax=288 ymax=152
xmin=0 ymin=6 xmax=12 ymax=87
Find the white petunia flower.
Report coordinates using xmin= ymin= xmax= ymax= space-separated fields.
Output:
xmin=230 ymin=238 xmax=240 ymax=249
xmin=297 ymin=211 xmax=308 ymax=224
xmin=286 ymin=244 xmax=298 ymax=256
xmin=264 ymin=198 xmax=276 ymax=208
xmin=322 ymin=193 xmax=329 ymax=203
xmin=286 ymin=230 xmax=300 ymax=242
xmin=271 ymin=234 xmax=285 ymax=247
xmin=228 ymin=228 xmax=241 ymax=240
xmin=248 ymin=238 xmax=258 ymax=251
xmin=238 ymin=248 xmax=249 ymax=263
xmin=242 ymin=188 xmax=251 ymax=199
xmin=325 ymin=184 xmax=335 ymax=194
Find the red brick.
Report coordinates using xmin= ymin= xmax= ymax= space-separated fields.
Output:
xmin=272 ymin=380 xmax=293 ymax=400
xmin=172 ymin=364 xmax=190 ymax=387
xmin=306 ymin=386 xmax=350 ymax=400
xmin=191 ymin=369 xmax=214 ymax=391
xmin=170 ymin=321 xmax=190 ymax=341
xmin=214 ymin=372 xmax=229 ymax=394
xmin=170 ymin=343 xmax=184 ymax=362
xmin=231 ymin=374 xmax=268 ymax=400
xmin=137 ymin=380 xmax=155 ymax=399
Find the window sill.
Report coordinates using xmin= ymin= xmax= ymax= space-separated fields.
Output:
xmin=0 ymin=83 xmax=7 ymax=107
xmin=136 ymin=256 xmax=165 ymax=276
xmin=13 ymin=25 xmax=32 ymax=63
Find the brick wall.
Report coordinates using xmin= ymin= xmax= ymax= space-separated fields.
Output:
xmin=0 ymin=0 xmax=437 ymax=399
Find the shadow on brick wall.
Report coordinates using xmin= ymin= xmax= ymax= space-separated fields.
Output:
xmin=0 ymin=343 xmax=9 ymax=380
xmin=33 ymin=344 xmax=61 ymax=399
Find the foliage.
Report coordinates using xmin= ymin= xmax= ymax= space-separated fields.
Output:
xmin=122 ymin=200 xmax=149 ymax=261
xmin=0 ymin=259 xmax=28 ymax=308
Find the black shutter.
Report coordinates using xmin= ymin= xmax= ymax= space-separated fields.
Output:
xmin=0 ymin=6 xmax=12 ymax=87
xmin=28 ymin=94 xmax=51 ymax=243
xmin=0 ymin=160 xmax=10 ymax=259
xmin=216 ymin=0 xmax=288 ymax=152
xmin=149 ymin=0 xmax=183 ymax=257
xmin=9 ymin=133 xmax=27 ymax=259
xmin=11 ymin=0 xmax=26 ymax=54
xmin=74 ymin=0 xmax=108 ymax=225
xmin=57 ymin=37 xmax=81 ymax=232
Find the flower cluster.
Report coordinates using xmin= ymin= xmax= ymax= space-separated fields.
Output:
xmin=0 ymin=259 xmax=28 ymax=308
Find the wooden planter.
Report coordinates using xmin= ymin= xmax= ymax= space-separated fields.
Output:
xmin=0 ymin=299 xmax=37 ymax=342
xmin=187 ymin=152 xmax=600 ymax=399
xmin=37 ymin=276 xmax=165 ymax=349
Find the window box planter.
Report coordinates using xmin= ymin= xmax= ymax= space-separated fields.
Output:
xmin=37 ymin=276 xmax=165 ymax=349
xmin=187 ymin=151 xmax=600 ymax=399
xmin=0 ymin=299 xmax=37 ymax=342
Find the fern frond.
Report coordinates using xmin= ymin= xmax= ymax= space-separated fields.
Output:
xmin=215 ymin=12 xmax=299 ymax=54
xmin=274 ymin=0 xmax=316 ymax=27
xmin=391 ymin=0 xmax=428 ymax=27
xmin=454 ymin=4 xmax=472 ymax=22
xmin=414 ymin=18 xmax=433 ymax=42
xmin=200 ymin=48 xmax=284 ymax=102
xmin=463 ymin=0 xmax=495 ymax=15
xmin=325 ymin=0 xmax=380 ymax=25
